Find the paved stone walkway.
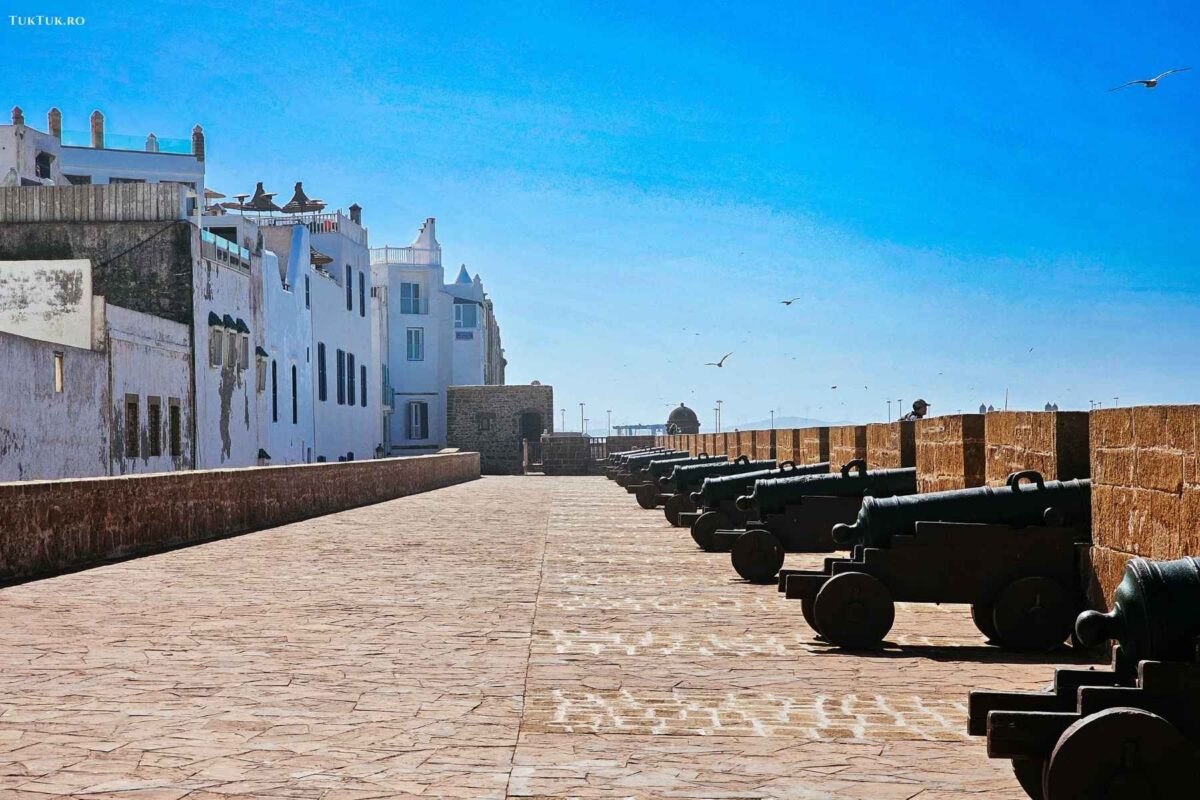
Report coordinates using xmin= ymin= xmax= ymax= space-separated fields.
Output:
xmin=0 ymin=476 xmax=1092 ymax=799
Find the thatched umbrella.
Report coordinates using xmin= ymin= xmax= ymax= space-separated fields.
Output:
xmin=282 ymin=181 xmax=326 ymax=214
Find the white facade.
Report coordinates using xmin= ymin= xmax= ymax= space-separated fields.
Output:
xmin=370 ymin=218 xmax=504 ymax=454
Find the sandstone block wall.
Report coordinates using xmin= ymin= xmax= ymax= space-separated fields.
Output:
xmin=0 ymin=453 xmax=480 ymax=584
xmin=607 ymin=435 xmax=657 ymax=454
xmin=541 ymin=435 xmax=593 ymax=475
xmin=983 ymin=411 xmax=1090 ymax=487
xmin=1086 ymin=405 xmax=1200 ymax=606
xmin=798 ymin=427 xmax=830 ymax=465
xmin=865 ymin=421 xmax=915 ymax=469
xmin=828 ymin=425 xmax=867 ymax=471
xmin=754 ymin=429 xmax=775 ymax=461
xmin=915 ymin=414 xmax=986 ymax=492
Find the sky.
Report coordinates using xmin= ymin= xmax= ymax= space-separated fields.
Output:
xmin=6 ymin=1 xmax=1200 ymax=432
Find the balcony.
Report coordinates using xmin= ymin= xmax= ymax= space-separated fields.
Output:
xmin=200 ymin=229 xmax=252 ymax=269
xmin=370 ymin=246 xmax=441 ymax=267
xmin=259 ymin=212 xmax=367 ymax=247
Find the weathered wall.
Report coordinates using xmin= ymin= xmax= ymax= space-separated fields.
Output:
xmin=106 ymin=304 xmax=193 ymax=474
xmin=0 ymin=452 xmax=479 ymax=584
xmin=865 ymin=421 xmax=915 ymax=469
xmin=983 ymin=411 xmax=1090 ymax=486
xmin=798 ymin=427 xmax=830 ymax=464
xmin=0 ymin=329 xmax=109 ymax=481
xmin=915 ymin=414 xmax=986 ymax=492
xmin=447 ymin=384 xmax=553 ymax=474
xmin=0 ymin=258 xmax=93 ymax=349
xmin=0 ymin=220 xmax=195 ymax=325
xmin=1085 ymin=405 xmax=1199 ymax=607
xmin=828 ymin=425 xmax=867 ymax=471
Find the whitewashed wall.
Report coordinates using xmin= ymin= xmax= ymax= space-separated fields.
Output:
xmin=0 ymin=259 xmax=93 ymax=349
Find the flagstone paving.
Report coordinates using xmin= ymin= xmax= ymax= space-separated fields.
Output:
xmin=0 ymin=475 xmax=1094 ymax=798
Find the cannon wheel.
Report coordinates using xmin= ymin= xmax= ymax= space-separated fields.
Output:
xmin=812 ymin=571 xmax=894 ymax=649
xmin=634 ymin=485 xmax=658 ymax=510
xmin=801 ymin=598 xmax=821 ymax=635
xmin=970 ymin=597 xmax=999 ymax=643
xmin=691 ymin=511 xmax=730 ymax=551
xmin=663 ymin=494 xmax=694 ymax=527
xmin=731 ymin=529 xmax=785 ymax=583
xmin=991 ymin=576 xmax=1074 ymax=652
xmin=1011 ymin=758 xmax=1045 ymax=800
xmin=1043 ymin=707 xmax=1190 ymax=799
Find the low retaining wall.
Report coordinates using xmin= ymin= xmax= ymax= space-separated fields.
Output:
xmin=0 ymin=452 xmax=480 ymax=584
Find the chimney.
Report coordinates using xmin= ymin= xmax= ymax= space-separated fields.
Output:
xmin=191 ymin=124 xmax=205 ymax=162
xmin=90 ymin=110 xmax=104 ymax=148
xmin=145 ymin=133 xmax=159 ymax=152
xmin=11 ymin=106 xmax=24 ymax=126
xmin=47 ymin=108 xmax=61 ymax=139
xmin=349 ymin=203 xmax=361 ymax=225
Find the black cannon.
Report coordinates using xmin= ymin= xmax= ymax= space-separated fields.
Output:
xmin=606 ymin=448 xmax=668 ymax=479
xmin=614 ymin=450 xmax=688 ymax=486
xmin=630 ymin=454 xmax=726 ymax=509
xmin=688 ymin=461 xmax=835 ymax=551
xmin=780 ymin=472 xmax=1091 ymax=651
xmin=967 ymin=556 xmax=1200 ymax=799
xmin=658 ymin=456 xmax=775 ymax=526
xmin=718 ymin=461 xmax=918 ymax=582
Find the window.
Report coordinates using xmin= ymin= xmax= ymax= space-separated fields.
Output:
xmin=477 ymin=412 xmax=495 ymax=431
xmin=125 ymin=394 xmax=139 ymax=458
xmin=110 ymin=177 xmax=146 ymax=184
xmin=239 ymin=334 xmax=249 ymax=370
xmin=336 ymin=349 xmax=345 ymax=405
xmin=64 ymin=174 xmax=91 ymax=186
xmin=256 ymin=353 xmax=266 ymax=393
xmin=225 ymin=330 xmax=237 ymax=367
xmin=345 ymin=265 xmax=353 ymax=311
xmin=454 ymin=302 xmax=478 ymax=329
xmin=168 ymin=399 xmax=182 ymax=457
xmin=400 ymin=282 xmax=423 ymax=314
xmin=317 ymin=343 xmax=327 ymax=401
xmin=35 ymin=151 xmax=54 ymax=180
xmin=359 ymin=272 xmax=366 ymax=317
xmin=347 ymin=353 xmax=356 ymax=409
xmin=53 ymin=352 xmax=64 ymax=393
xmin=271 ymin=360 xmax=278 ymax=422
xmin=304 ymin=276 xmax=310 ymax=309
xmin=406 ymin=327 xmax=424 ymax=361
xmin=407 ymin=401 xmax=429 ymax=440
xmin=291 ymin=365 xmax=298 ymax=424
xmin=209 ymin=328 xmax=223 ymax=367
xmin=360 ymin=364 xmax=367 ymax=407
xmin=147 ymin=397 xmax=162 ymax=457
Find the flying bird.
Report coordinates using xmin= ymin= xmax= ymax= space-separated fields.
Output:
xmin=831 ymin=385 xmax=838 ymax=390
xmin=781 ymin=297 xmax=801 ymax=305
xmin=705 ymin=352 xmax=733 ymax=368
xmin=1110 ymin=67 xmax=1190 ymax=91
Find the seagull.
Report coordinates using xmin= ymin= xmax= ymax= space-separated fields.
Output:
xmin=831 ymin=385 xmax=838 ymax=390
xmin=1110 ymin=68 xmax=1190 ymax=91
xmin=705 ymin=352 xmax=733 ymax=368
xmin=781 ymin=297 xmax=801 ymax=305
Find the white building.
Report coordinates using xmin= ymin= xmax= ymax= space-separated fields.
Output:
xmin=370 ymin=218 xmax=505 ymax=454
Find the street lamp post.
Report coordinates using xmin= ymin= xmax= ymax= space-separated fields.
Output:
xmin=606 ymin=409 xmax=612 ymax=437
xmin=887 ymin=399 xmax=892 ymax=422
xmin=716 ymin=400 xmax=723 ymax=434
xmin=579 ymin=403 xmax=585 ymax=433
xmin=560 ymin=408 xmax=565 ymax=431
xmin=770 ymin=409 xmax=775 ymax=430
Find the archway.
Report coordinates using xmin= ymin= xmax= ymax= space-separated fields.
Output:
xmin=519 ymin=411 xmax=544 ymax=442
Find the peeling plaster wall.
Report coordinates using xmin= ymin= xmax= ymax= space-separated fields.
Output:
xmin=106 ymin=305 xmax=193 ymax=475
xmin=193 ymin=254 xmax=262 ymax=469
xmin=0 ymin=330 xmax=109 ymax=481
xmin=0 ymin=259 xmax=92 ymax=349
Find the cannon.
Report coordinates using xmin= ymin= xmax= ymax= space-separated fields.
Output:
xmin=614 ymin=450 xmax=688 ymax=486
xmin=718 ymin=461 xmax=918 ymax=582
xmin=630 ymin=454 xmax=726 ymax=509
xmin=688 ymin=461 xmax=835 ymax=551
xmin=780 ymin=472 xmax=1091 ymax=651
xmin=966 ymin=556 xmax=1200 ymax=799
xmin=606 ymin=447 xmax=668 ymax=479
xmin=657 ymin=456 xmax=776 ymax=526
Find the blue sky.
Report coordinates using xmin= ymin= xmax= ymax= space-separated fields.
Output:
xmin=6 ymin=1 xmax=1199 ymax=430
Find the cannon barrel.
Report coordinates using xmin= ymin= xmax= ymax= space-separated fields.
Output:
xmin=736 ymin=460 xmax=917 ymax=515
xmin=696 ymin=461 xmax=831 ymax=506
xmin=622 ymin=450 xmax=688 ymax=471
xmin=614 ymin=448 xmax=671 ymax=466
xmin=1076 ymin=555 xmax=1200 ymax=675
xmin=647 ymin=454 xmax=725 ymax=479
xmin=661 ymin=456 xmax=773 ymax=491
xmin=830 ymin=471 xmax=1091 ymax=549
xmin=608 ymin=447 xmax=663 ymax=464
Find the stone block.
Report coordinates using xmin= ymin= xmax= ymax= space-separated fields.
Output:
xmin=797 ymin=427 xmax=830 ymax=465
xmin=914 ymin=414 xmax=985 ymax=492
xmin=982 ymin=411 xmax=1089 ymax=486
xmin=864 ymin=421 xmax=915 ymax=469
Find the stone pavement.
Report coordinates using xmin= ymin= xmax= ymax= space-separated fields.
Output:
xmin=0 ymin=476 xmax=1096 ymax=799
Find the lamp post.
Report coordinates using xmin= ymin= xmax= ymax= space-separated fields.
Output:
xmin=716 ymin=400 xmax=723 ymax=434
xmin=770 ymin=409 xmax=775 ymax=430
xmin=579 ymin=402 xmax=585 ymax=433
xmin=560 ymin=408 xmax=565 ymax=431
xmin=606 ymin=409 xmax=612 ymax=437
xmin=713 ymin=408 xmax=719 ymax=432
xmin=887 ymin=399 xmax=892 ymax=422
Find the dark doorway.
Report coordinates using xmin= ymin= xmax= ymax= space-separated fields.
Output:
xmin=519 ymin=412 xmax=544 ymax=442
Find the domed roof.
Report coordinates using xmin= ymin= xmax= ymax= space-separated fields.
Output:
xmin=667 ymin=403 xmax=699 ymax=426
